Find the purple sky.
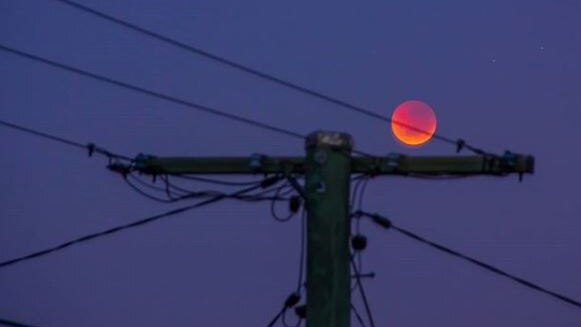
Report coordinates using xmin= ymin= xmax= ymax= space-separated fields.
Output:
xmin=1 ymin=0 xmax=580 ymax=326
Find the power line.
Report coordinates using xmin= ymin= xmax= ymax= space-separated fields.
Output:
xmin=125 ymin=173 xmax=289 ymax=203
xmin=281 ymin=308 xmax=302 ymax=327
xmin=0 ymin=317 xmax=41 ymax=327
xmin=53 ymin=0 xmax=488 ymax=155
xmin=350 ymin=255 xmax=377 ymax=327
xmin=266 ymin=293 xmax=301 ymax=327
xmin=296 ymin=210 xmax=306 ymax=293
xmin=0 ymin=177 xmax=281 ymax=270
xmin=265 ymin=210 xmax=306 ymax=327
xmin=0 ymin=44 xmax=304 ymax=140
xmin=356 ymin=211 xmax=581 ymax=310
xmin=0 ymin=43 xmax=374 ymax=158
xmin=351 ymin=303 xmax=369 ymax=327
xmin=266 ymin=306 xmax=287 ymax=327
xmin=0 ymin=119 xmax=132 ymax=162
xmin=169 ymin=174 xmax=272 ymax=187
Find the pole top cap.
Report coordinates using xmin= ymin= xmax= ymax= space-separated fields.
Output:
xmin=306 ymin=131 xmax=353 ymax=151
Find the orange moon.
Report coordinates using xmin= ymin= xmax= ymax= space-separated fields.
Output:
xmin=391 ymin=100 xmax=437 ymax=146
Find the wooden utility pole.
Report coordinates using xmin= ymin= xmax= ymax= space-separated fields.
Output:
xmin=134 ymin=131 xmax=534 ymax=327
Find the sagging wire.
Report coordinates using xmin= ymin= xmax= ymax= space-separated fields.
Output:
xmin=110 ymin=158 xmax=292 ymax=204
xmin=281 ymin=209 xmax=307 ymax=327
xmin=350 ymin=174 xmax=374 ymax=293
xmin=351 ymin=255 xmax=377 ymax=327
xmin=168 ymin=174 xmax=271 ymax=186
xmin=0 ymin=177 xmax=283 ymax=270
xmin=355 ymin=210 xmax=581 ymax=311
xmin=266 ymin=186 xmax=307 ymax=327
xmin=351 ymin=302 xmax=369 ymax=327
xmin=270 ymin=184 xmax=300 ymax=222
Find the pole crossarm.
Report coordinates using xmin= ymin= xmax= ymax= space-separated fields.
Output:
xmin=133 ymin=152 xmax=534 ymax=177
xmin=126 ymin=130 xmax=535 ymax=327
xmin=352 ymin=151 xmax=534 ymax=177
xmin=133 ymin=153 xmax=306 ymax=175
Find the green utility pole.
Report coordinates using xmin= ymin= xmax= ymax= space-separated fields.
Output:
xmin=304 ymin=132 xmax=352 ymax=327
xmin=134 ymin=131 xmax=534 ymax=327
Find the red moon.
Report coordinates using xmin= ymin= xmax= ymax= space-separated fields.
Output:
xmin=391 ymin=100 xmax=437 ymax=146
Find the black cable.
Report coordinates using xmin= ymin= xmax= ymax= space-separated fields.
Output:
xmin=124 ymin=175 xmax=175 ymax=203
xmin=355 ymin=178 xmax=370 ymax=270
xmin=0 ymin=317 xmax=41 ymax=327
xmin=0 ymin=43 xmax=375 ymax=159
xmin=352 ymin=175 xmax=372 ymax=291
xmin=357 ymin=211 xmax=581 ymax=310
xmin=129 ymin=173 xmax=177 ymax=195
xmin=357 ymin=178 xmax=371 ymax=213
xmin=350 ymin=174 xmax=369 ymax=229
xmin=168 ymin=174 xmax=269 ymax=187
xmin=0 ymin=44 xmax=304 ymax=141
xmin=0 ymin=178 xmax=280 ymax=270
xmin=266 ymin=307 xmax=287 ymax=327
xmin=351 ymin=255 xmax=377 ymax=327
xmin=350 ymin=175 xmax=369 ymax=292
xmin=53 ymin=0 xmax=489 ymax=155
xmin=296 ymin=210 xmax=306 ymax=293
xmin=127 ymin=173 xmax=287 ymax=204
xmin=270 ymin=183 xmax=296 ymax=222
xmin=351 ymin=303 xmax=369 ymax=327
xmin=126 ymin=174 xmax=210 ymax=203
xmin=160 ymin=175 xmax=278 ymax=202
xmin=266 ymin=209 xmax=305 ymax=327
xmin=0 ymin=119 xmax=132 ymax=161
xmin=281 ymin=308 xmax=302 ymax=327
xmin=243 ymin=183 xmax=293 ymax=202
xmin=350 ymin=176 xmax=366 ymax=216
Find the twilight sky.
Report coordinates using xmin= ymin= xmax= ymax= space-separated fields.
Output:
xmin=1 ymin=0 xmax=580 ymax=326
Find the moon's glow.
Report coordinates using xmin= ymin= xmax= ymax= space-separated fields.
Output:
xmin=391 ymin=100 xmax=437 ymax=146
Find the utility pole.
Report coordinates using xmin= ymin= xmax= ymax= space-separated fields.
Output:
xmin=133 ymin=131 xmax=534 ymax=327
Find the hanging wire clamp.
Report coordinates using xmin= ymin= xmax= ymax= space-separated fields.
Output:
xmin=87 ymin=143 xmax=96 ymax=157
xmin=456 ymin=139 xmax=466 ymax=153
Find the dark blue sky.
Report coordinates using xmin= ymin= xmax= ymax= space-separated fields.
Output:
xmin=1 ymin=0 xmax=580 ymax=326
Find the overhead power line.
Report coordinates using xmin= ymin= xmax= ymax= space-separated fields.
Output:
xmin=0 ymin=43 xmax=373 ymax=158
xmin=53 ymin=0 xmax=488 ymax=155
xmin=351 ymin=255 xmax=377 ymax=327
xmin=0 ymin=177 xmax=281 ymax=270
xmin=356 ymin=211 xmax=581 ymax=310
xmin=0 ymin=44 xmax=305 ymax=141
xmin=0 ymin=119 xmax=132 ymax=162
xmin=351 ymin=303 xmax=369 ymax=327
xmin=0 ymin=317 xmax=41 ymax=327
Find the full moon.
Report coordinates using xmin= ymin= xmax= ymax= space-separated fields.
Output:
xmin=391 ymin=100 xmax=437 ymax=146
